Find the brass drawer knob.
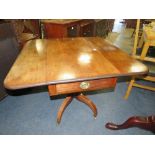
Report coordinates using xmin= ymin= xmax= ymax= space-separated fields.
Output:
xmin=80 ymin=81 xmax=90 ymax=89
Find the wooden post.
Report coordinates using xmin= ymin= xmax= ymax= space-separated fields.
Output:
xmin=124 ymin=77 xmax=135 ymax=100
xmin=132 ymin=19 xmax=140 ymax=56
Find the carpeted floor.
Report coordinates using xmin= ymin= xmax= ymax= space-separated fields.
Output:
xmin=0 ymin=20 xmax=155 ymax=135
xmin=0 ymin=80 xmax=155 ymax=135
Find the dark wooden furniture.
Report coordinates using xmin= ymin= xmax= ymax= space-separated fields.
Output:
xmin=79 ymin=20 xmax=95 ymax=37
xmin=95 ymin=19 xmax=114 ymax=37
xmin=41 ymin=19 xmax=96 ymax=38
xmin=4 ymin=37 xmax=148 ymax=124
xmin=42 ymin=19 xmax=81 ymax=38
xmin=106 ymin=116 xmax=155 ymax=132
xmin=124 ymin=19 xmax=137 ymax=29
xmin=41 ymin=19 xmax=115 ymax=39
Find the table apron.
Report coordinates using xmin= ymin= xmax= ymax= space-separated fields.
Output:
xmin=48 ymin=78 xmax=117 ymax=96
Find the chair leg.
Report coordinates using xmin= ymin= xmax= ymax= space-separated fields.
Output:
xmin=124 ymin=77 xmax=135 ymax=100
xmin=140 ymin=42 xmax=149 ymax=60
xmin=138 ymin=32 xmax=144 ymax=48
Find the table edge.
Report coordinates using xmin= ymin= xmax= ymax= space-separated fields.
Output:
xmin=4 ymin=70 xmax=148 ymax=90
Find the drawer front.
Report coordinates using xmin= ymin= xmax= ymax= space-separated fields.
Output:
xmin=48 ymin=78 xmax=117 ymax=96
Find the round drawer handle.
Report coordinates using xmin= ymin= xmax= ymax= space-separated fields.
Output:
xmin=80 ymin=82 xmax=90 ymax=89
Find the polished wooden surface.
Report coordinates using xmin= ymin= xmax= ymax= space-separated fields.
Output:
xmin=48 ymin=78 xmax=116 ymax=96
xmin=4 ymin=37 xmax=148 ymax=90
xmin=105 ymin=115 xmax=155 ymax=132
xmin=57 ymin=96 xmax=73 ymax=124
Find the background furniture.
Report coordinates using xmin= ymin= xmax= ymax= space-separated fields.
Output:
xmin=124 ymin=19 xmax=151 ymax=29
xmin=125 ymin=19 xmax=155 ymax=99
xmin=106 ymin=19 xmax=155 ymax=132
xmin=41 ymin=19 xmax=82 ymax=38
xmin=4 ymin=37 xmax=147 ymax=124
xmin=41 ymin=19 xmax=114 ymax=38
xmin=125 ymin=19 xmax=152 ymax=38
xmin=124 ymin=19 xmax=137 ymax=29
xmin=95 ymin=19 xmax=114 ymax=37
xmin=79 ymin=20 xmax=95 ymax=37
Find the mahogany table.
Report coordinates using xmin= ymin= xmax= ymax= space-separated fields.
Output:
xmin=4 ymin=37 xmax=148 ymax=124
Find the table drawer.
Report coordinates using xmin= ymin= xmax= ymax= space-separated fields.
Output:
xmin=48 ymin=78 xmax=117 ymax=96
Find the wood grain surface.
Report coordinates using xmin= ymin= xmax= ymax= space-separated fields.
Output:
xmin=4 ymin=37 xmax=148 ymax=90
xmin=48 ymin=78 xmax=117 ymax=96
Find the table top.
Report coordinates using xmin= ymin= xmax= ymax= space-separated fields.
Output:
xmin=4 ymin=37 xmax=148 ymax=90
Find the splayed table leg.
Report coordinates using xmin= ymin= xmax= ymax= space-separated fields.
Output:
xmin=105 ymin=116 xmax=155 ymax=132
xmin=57 ymin=93 xmax=97 ymax=124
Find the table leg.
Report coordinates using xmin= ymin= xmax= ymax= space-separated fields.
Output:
xmin=57 ymin=93 xmax=97 ymax=124
xmin=105 ymin=116 xmax=155 ymax=132
xmin=75 ymin=93 xmax=97 ymax=118
xmin=57 ymin=96 xmax=73 ymax=124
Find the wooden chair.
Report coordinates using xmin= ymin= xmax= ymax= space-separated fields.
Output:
xmin=130 ymin=19 xmax=151 ymax=38
xmin=124 ymin=19 xmax=155 ymax=99
xmin=105 ymin=20 xmax=155 ymax=132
